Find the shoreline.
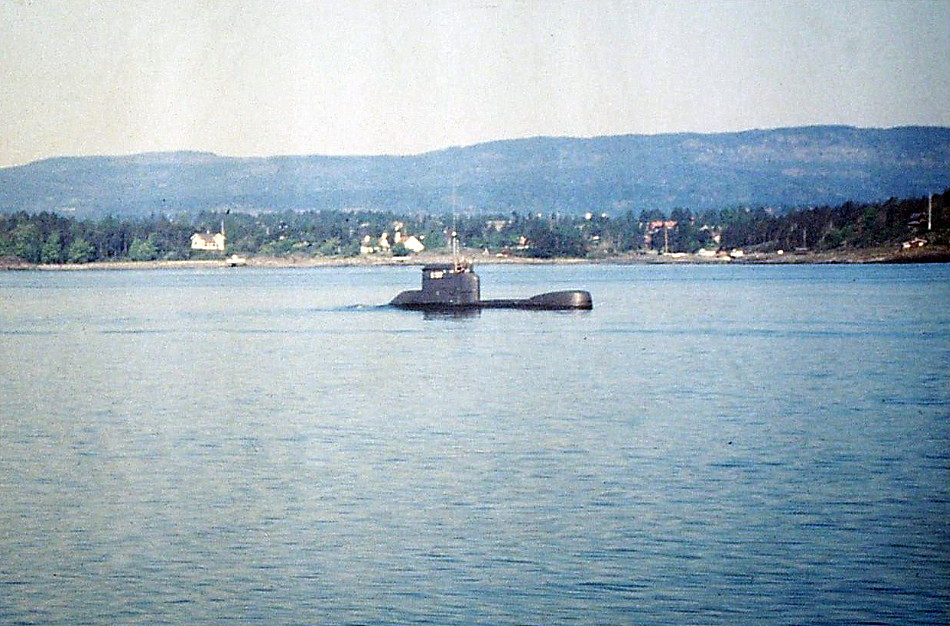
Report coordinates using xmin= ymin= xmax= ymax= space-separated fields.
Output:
xmin=3 ymin=245 xmax=948 ymax=271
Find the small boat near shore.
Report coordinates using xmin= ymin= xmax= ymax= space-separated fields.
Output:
xmin=225 ymin=254 xmax=247 ymax=267
xmin=390 ymin=259 xmax=592 ymax=311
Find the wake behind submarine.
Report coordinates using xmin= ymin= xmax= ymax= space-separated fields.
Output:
xmin=390 ymin=259 xmax=592 ymax=311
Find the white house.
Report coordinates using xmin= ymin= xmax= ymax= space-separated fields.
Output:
xmin=360 ymin=234 xmax=375 ymax=255
xmin=362 ymin=231 xmax=426 ymax=254
xmin=191 ymin=232 xmax=226 ymax=252
xmin=399 ymin=234 xmax=425 ymax=253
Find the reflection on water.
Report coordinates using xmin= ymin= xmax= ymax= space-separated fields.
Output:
xmin=419 ymin=307 xmax=482 ymax=320
xmin=0 ymin=264 xmax=948 ymax=624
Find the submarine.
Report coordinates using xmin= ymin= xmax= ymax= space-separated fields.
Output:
xmin=390 ymin=260 xmax=593 ymax=311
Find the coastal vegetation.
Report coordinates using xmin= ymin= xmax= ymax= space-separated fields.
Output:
xmin=0 ymin=190 xmax=946 ymax=265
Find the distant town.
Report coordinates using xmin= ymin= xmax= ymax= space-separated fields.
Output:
xmin=0 ymin=189 xmax=946 ymax=267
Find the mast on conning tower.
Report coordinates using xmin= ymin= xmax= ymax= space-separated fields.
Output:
xmin=451 ymin=226 xmax=460 ymax=266
xmin=451 ymin=187 xmax=466 ymax=272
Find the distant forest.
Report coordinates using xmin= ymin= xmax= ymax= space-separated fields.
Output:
xmin=0 ymin=190 xmax=946 ymax=264
xmin=3 ymin=127 xmax=948 ymax=218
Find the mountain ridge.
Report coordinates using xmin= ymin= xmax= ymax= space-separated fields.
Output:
xmin=1 ymin=126 xmax=947 ymax=217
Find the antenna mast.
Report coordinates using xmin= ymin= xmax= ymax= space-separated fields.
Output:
xmin=451 ymin=186 xmax=462 ymax=270
xmin=928 ymin=193 xmax=933 ymax=232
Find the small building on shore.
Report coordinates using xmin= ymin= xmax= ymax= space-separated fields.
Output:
xmin=360 ymin=230 xmax=425 ymax=255
xmin=191 ymin=232 xmax=226 ymax=252
xmin=398 ymin=234 xmax=425 ymax=253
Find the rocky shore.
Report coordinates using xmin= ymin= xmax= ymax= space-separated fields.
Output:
xmin=2 ymin=245 xmax=948 ymax=271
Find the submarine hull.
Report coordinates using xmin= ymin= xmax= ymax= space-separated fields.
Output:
xmin=389 ymin=262 xmax=592 ymax=311
xmin=480 ymin=290 xmax=593 ymax=310
xmin=391 ymin=289 xmax=592 ymax=311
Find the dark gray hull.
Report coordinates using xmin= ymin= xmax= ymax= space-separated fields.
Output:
xmin=391 ymin=289 xmax=592 ymax=311
xmin=479 ymin=290 xmax=593 ymax=310
xmin=390 ymin=262 xmax=592 ymax=311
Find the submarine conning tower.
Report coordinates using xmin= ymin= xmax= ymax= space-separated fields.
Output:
xmin=421 ymin=261 xmax=480 ymax=304
xmin=390 ymin=261 xmax=480 ymax=308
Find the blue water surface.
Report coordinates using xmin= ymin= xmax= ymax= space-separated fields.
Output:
xmin=1 ymin=263 xmax=948 ymax=624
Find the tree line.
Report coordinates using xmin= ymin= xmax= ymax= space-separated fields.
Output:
xmin=0 ymin=190 xmax=945 ymax=264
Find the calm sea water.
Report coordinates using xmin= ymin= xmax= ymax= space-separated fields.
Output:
xmin=1 ymin=263 xmax=948 ymax=625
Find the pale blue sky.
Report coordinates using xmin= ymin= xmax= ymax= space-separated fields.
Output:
xmin=1 ymin=0 xmax=948 ymax=166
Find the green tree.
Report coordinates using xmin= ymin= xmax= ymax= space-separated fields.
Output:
xmin=0 ymin=233 xmax=12 ymax=257
xmin=11 ymin=222 xmax=41 ymax=263
xmin=258 ymin=238 xmax=295 ymax=256
xmin=314 ymin=237 xmax=344 ymax=256
xmin=128 ymin=236 xmax=158 ymax=261
xmin=523 ymin=220 xmax=587 ymax=258
xmin=41 ymin=231 xmax=65 ymax=264
xmin=66 ymin=237 xmax=96 ymax=263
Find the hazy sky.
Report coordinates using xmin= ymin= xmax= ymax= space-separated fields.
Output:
xmin=2 ymin=0 xmax=948 ymax=166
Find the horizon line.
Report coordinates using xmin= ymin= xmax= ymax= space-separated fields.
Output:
xmin=4 ymin=123 xmax=950 ymax=169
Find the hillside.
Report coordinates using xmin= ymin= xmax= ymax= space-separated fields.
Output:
xmin=1 ymin=126 xmax=948 ymax=217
